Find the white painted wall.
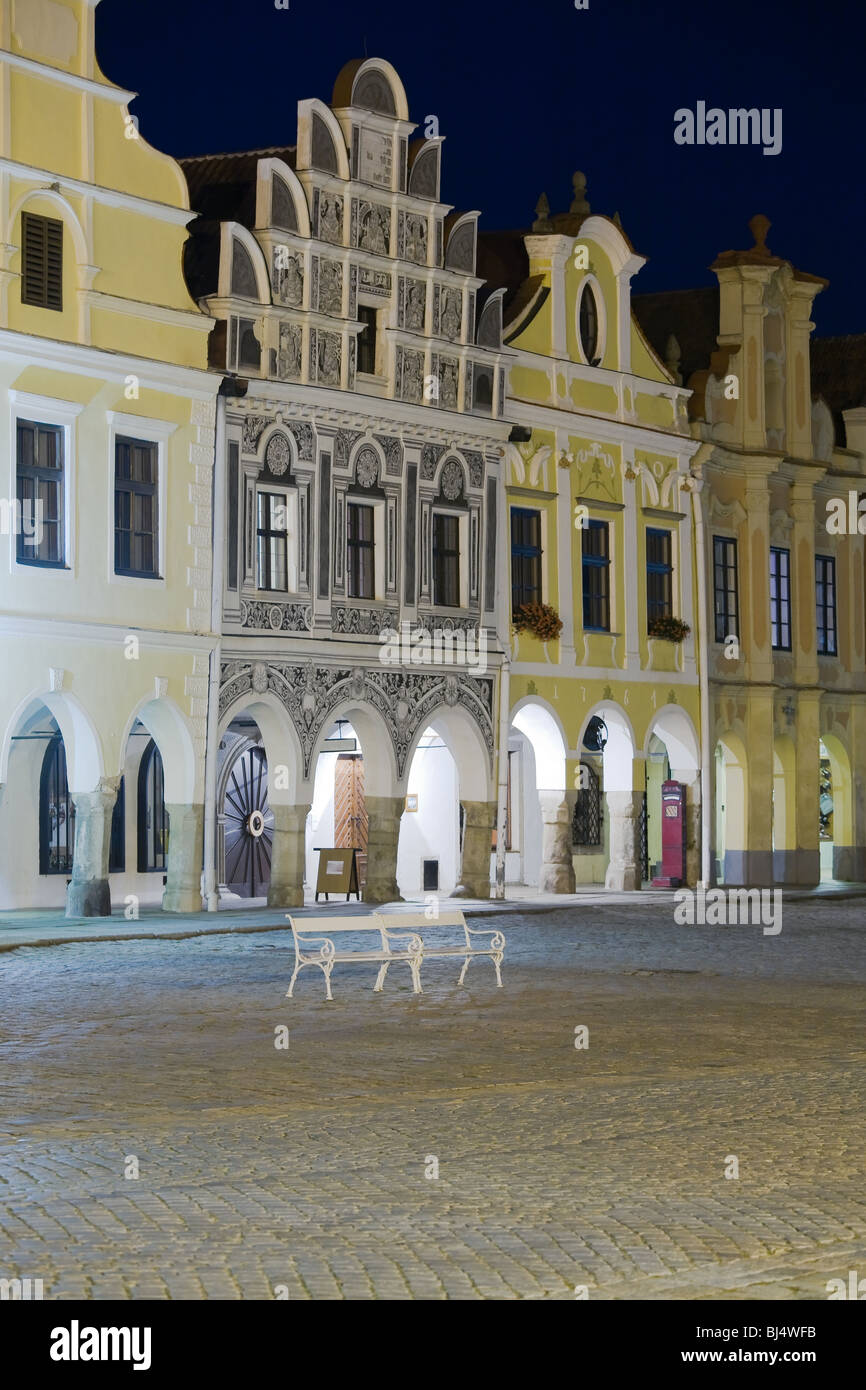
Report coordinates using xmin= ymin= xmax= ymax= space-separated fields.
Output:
xmin=305 ymin=749 xmax=340 ymax=887
xmin=504 ymin=731 xmax=542 ymax=886
xmin=397 ymin=731 xmax=459 ymax=895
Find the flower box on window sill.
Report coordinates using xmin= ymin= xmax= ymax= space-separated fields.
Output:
xmin=647 ymin=616 xmax=690 ymax=643
xmin=512 ymin=602 xmax=563 ymax=643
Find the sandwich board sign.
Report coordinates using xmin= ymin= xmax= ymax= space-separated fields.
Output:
xmin=314 ymin=846 xmax=361 ymax=902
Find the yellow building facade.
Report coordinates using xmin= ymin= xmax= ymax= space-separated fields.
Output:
xmin=0 ymin=0 xmax=218 ymax=913
xmin=481 ymin=181 xmax=704 ymax=893
xmin=636 ymin=217 xmax=866 ymax=886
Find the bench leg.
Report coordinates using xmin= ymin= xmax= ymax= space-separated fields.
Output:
xmin=410 ymin=959 xmax=423 ymax=995
xmin=458 ymin=955 xmax=471 ymax=987
xmin=493 ymin=953 xmax=503 ymax=988
xmin=320 ymin=961 xmax=334 ymax=1001
xmin=374 ymin=960 xmax=390 ymax=992
xmin=286 ymin=964 xmax=301 ymax=998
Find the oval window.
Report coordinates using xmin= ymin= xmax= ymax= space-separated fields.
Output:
xmin=579 ymin=283 xmax=599 ymax=364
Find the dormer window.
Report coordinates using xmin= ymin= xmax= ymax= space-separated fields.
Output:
xmin=578 ymin=281 xmax=600 ymax=365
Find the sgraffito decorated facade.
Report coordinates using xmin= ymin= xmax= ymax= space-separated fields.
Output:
xmin=181 ymin=59 xmax=511 ymax=906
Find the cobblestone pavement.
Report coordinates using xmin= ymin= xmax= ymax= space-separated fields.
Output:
xmin=1 ymin=899 xmax=864 ymax=1300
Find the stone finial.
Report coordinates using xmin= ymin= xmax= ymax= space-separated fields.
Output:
xmin=570 ymin=171 xmax=590 ymax=216
xmin=749 ymin=214 xmax=771 ymax=253
xmin=532 ymin=193 xmax=552 ymax=232
xmin=665 ymin=334 xmax=682 ymax=385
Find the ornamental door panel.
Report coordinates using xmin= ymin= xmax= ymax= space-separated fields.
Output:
xmin=223 ymin=746 xmax=274 ymax=898
xmin=334 ymin=754 xmax=367 ymax=887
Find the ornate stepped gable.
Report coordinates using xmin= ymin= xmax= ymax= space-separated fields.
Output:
xmin=180 ymin=58 xmax=505 ymax=412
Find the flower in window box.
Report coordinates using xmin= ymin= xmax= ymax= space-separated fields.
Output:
xmin=512 ymin=602 xmax=563 ymax=642
xmin=647 ymin=615 xmax=690 ymax=643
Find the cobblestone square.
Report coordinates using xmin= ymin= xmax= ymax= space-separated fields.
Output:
xmin=1 ymin=898 xmax=864 ymax=1300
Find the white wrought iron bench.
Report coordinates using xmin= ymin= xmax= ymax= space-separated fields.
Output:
xmin=382 ymin=911 xmax=506 ymax=990
xmin=285 ymin=915 xmax=423 ymax=1001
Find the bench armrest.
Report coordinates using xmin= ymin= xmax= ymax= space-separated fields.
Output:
xmin=293 ymin=932 xmax=336 ymax=961
xmin=380 ymin=926 xmax=423 ymax=955
xmin=465 ymin=925 xmax=505 ymax=950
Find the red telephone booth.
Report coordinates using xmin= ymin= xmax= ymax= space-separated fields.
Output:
xmin=652 ymin=780 xmax=686 ymax=888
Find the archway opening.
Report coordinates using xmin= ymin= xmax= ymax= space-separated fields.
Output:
xmin=0 ymin=699 xmax=116 ymax=910
xmin=819 ymin=735 xmax=853 ymax=882
xmin=307 ymin=720 xmax=368 ymax=894
xmin=646 ymin=707 xmax=700 ymax=885
xmin=397 ymin=727 xmax=459 ymax=897
xmin=714 ymin=733 xmax=748 ymax=885
xmin=507 ymin=701 xmax=570 ymax=891
xmin=218 ymin=712 xmax=274 ymax=900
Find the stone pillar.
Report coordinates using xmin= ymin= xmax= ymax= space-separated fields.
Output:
xmin=670 ymin=769 xmax=700 ymax=886
xmin=604 ymin=791 xmax=642 ymax=891
xmin=538 ymin=792 xmax=576 ymax=893
xmin=453 ymin=800 xmax=496 ymax=899
xmin=267 ymin=804 xmax=310 ymax=908
xmin=162 ymin=803 xmax=204 ymax=913
xmin=66 ymin=779 xmax=119 ymax=918
xmin=790 ymin=693 xmax=821 ymax=886
xmin=363 ymin=795 xmax=403 ymax=903
xmin=738 ymin=690 xmax=774 ymax=886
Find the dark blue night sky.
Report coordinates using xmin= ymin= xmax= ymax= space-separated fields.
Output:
xmin=96 ymin=0 xmax=865 ymax=335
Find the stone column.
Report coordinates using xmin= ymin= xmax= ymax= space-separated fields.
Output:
xmin=267 ymin=804 xmax=310 ymax=908
xmin=363 ymin=795 xmax=403 ymax=903
xmin=604 ymin=791 xmax=642 ymax=891
xmin=838 ymin=700 xmax=866 ymax=881
xmin=163 ymin=803 xmax=204 ymax=913
xmin=792 ymin=692 xmax=820 ymax=886
xmin=453 ymin=800 xmax=496 ymax=899
xmin=672 ymin=771 xmax=700 ymax=887
xmin=538 ymin=792 xmax=576 ymax=893
xmin=740 ymin=690 xmax=774 ymax=885
xmin=66 ymin=779 xmax=119 ymax=918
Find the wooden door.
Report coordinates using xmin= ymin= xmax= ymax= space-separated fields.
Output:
xmin=334 ymin=755 xmax=367 ymax=886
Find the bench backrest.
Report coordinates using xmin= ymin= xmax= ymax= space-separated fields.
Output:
xmin=380 ymin=911 xmax=467 ymax=932
xmin=287 ymin=915 xmax=381 ymax=934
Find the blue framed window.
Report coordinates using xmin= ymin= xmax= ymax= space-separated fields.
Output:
xmin=511 ymin=507 xmax=542 ymax=610
xmin=115 ymin=436 xmax=159 ymax=578
xmin=769 ymin=547 xmax=791 ymax=650
xmin=646 ymin=528 xmax=672 ymax=624
xmin=713 ymin=536 xmax=739 ymax=643
xmin=582 ymin=519 xmax=610 ymax=631
xmin=16 ymin=420 xmax=64 ymax=567
xmin=816 ymin=554 xmax=837 ymax=656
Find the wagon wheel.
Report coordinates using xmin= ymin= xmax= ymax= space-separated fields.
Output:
xmin=223 ymin=746 xmax=273 ymax=897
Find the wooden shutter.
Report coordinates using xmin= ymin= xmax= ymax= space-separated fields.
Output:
xmin=22 ymin=213 xmax=63 ymax=310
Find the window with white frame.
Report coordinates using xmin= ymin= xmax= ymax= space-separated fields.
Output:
xmin=576 ymin=276 xmax=605 ymax=366
xmin=255 ymin=485 xmax=298 ymax=592
xmin=106 ymin=412 xmax=174 ymax=586
xmin=16 ymin=419 xmax=64 ymax=566
xmin=9 ymin=392 xmax=82 ymax=574
xmin=115 ymin=436 xmax=159 ymax=578
xmin=346 ymin=500 xmax=375 ymax=599
xmin=432 ymin=510 xmax=466 ymax=608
